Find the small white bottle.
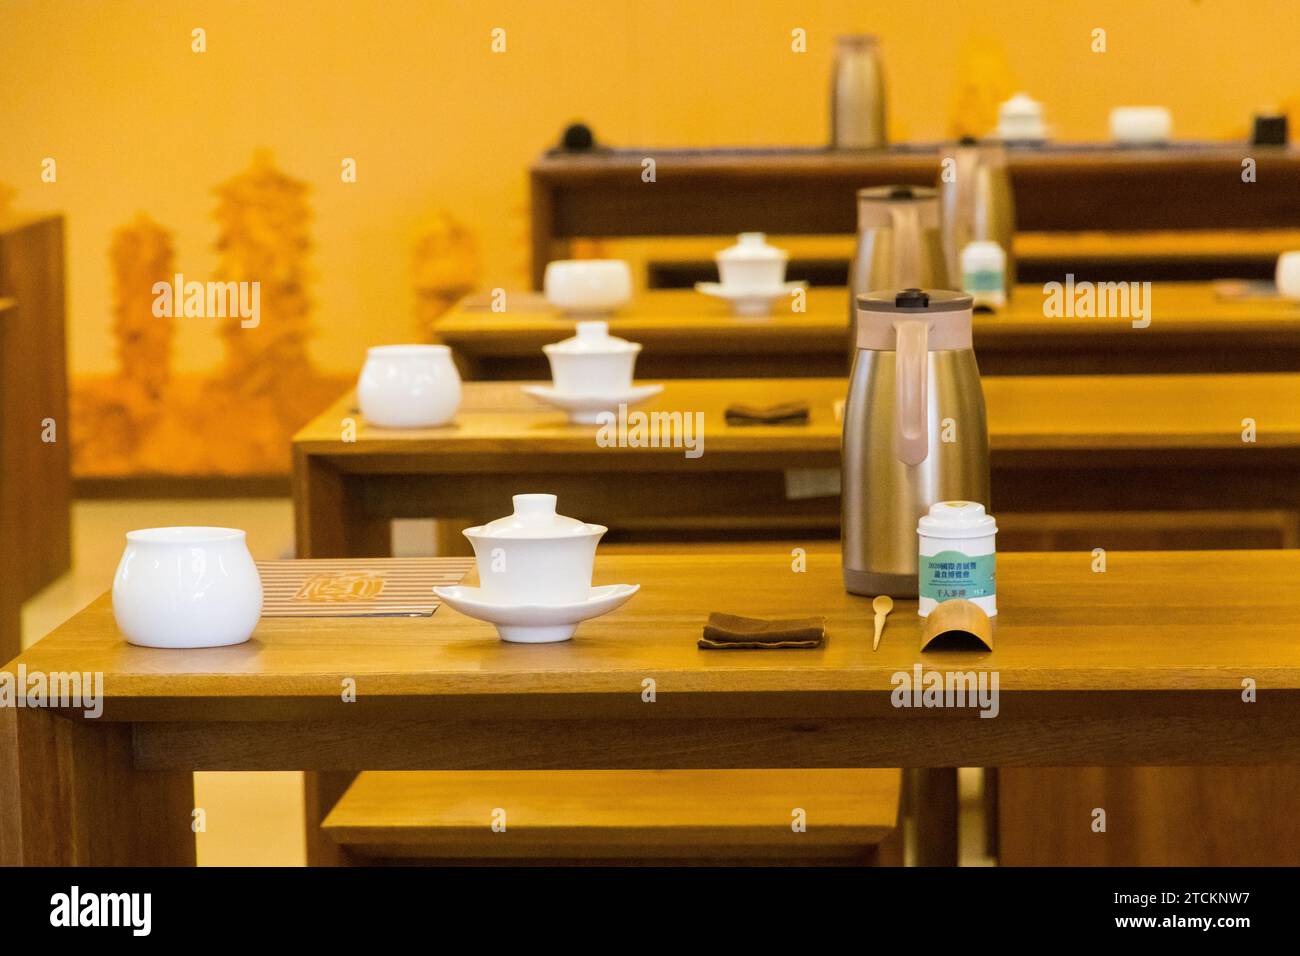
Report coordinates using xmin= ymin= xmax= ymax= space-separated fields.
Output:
xmin=917 ymin=501 xmax=998 ymax=618
xmin=960 ymin=240 xmax=1006 ymax=309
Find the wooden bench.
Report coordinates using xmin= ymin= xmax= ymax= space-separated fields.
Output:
xmin=323 ymin=769 xmax=902 ymax=866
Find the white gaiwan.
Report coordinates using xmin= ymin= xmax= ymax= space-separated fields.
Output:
xmin=696 ymin=232 xmax=803 ymax=317
xmin=433 ymin=494 xmax=639 ymax=643
xmin=545 ymin=320 xmax=640 ymax=395
xmin=996 ymin=92 xmax=1049 ymax=142
xmin=521 ymin=321 xmax=663 ymax=424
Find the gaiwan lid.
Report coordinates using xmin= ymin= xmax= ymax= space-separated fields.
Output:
xmin=543 ymin=321 xmax=640 ymax=356
xmin=467 ymin=494 xmax=604 ymax=539
xmin=716 ymin=232 xmax=787 ymax=262
xmin=918 ymin=501 xmax=998 ymax=539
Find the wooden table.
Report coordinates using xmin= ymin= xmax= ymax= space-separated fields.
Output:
xmin=530 ymin=144 xmax=1300 ymax=286
xmin=5 ymin=549 xmax=1300 ymax=865
xmin=434 ymin=283 xmax=1300 ymax=379
xmin=293 ymin=373 xmax=1300 ymax=559
xmin=0 ymin=213 xmax=73 ymax=662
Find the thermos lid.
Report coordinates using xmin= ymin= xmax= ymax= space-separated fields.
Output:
xmin=857 ymin=288 xmax=973 ymax=313
xmin=854 ymin=288 xmax=973 ymax=351
xmin=856 ymin=184 xmax=938 ymax=202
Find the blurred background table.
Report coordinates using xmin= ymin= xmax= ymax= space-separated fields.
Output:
xmin=531 ymin=144 xmax=1300 ymax=287
xmin=435 ymin=283 xmax=1300 ymax=379
xmin=293 ymin=373 xmax=1300 ymax=558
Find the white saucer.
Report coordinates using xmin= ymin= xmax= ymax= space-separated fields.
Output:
xmin=433 ymin=583 xmax=641 ymax=643
xmin=520 ymin=383 xmax=664 ymax=425
xmin=695 ymin=281 xmax=805 ymax=317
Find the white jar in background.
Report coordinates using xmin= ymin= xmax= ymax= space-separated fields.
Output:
xmin=357 ymin=344 xmax=462 ymax=428
xmin=961 ymin=240 xmax=1006 ymax=309
xmin=917 ymin=501 xmax=997 ymax=618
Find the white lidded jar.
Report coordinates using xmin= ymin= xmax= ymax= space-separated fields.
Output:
xmin=917 ymin=501 xmax=997 ymax=618
xmin=960 ymin=240 xmax=1006 ymax=309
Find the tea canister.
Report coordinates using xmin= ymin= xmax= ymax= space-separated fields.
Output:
xmin=917 ymin=501 xmax=997 ymax=618
xmin=960 ymin=240 xmax=1007 ymax=309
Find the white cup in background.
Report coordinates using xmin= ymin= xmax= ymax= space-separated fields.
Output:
xmin=1110 ymin=106 xmax=1173 ymax=145
xmin=1276 ymin=251 xmax=1300 ymax=300
xmin=544 ymin=260 xmax=633 ymax=315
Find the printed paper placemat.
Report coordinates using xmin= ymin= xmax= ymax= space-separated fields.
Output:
xmin=256 ymin=557 xmax=475 ymax=617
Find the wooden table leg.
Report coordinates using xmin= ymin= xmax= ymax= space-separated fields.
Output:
xmin=292 ymin=450 xmax=391 ymax=559
xmin=293 ymin=451 xmax=394 ymax=865
xmin=303 ymin=770 xmax=359 ymax=866
xmin=0 ymin=591 xmax=19 ymax=668
xmin=910 ymin=767 xmax=959 ymax=867
xmin=0 ymin=707 xmax=195 ymax=865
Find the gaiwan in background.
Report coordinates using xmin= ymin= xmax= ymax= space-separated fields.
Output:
xmin=917 ymin=501 xmax=997 ymax=619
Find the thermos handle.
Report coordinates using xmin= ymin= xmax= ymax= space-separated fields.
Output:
xmin=894 ymin=319 xmax=929 ymax=465
xmin=888 ymin=204 xmax=921 ymax=287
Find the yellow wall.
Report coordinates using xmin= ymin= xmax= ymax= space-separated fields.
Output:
xmin=2 ymin=0 xmax=1296 ymax=377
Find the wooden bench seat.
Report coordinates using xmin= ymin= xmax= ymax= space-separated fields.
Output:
xmin=323 ymin=769 xmax=902 ymax=866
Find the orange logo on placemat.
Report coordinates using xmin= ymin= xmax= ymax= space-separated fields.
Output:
xmin=293 ymin=572 xmax=385 ymax=603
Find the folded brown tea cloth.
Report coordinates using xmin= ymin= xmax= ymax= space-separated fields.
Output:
xmin=724 ymin=401 xmax=810 ymax=426
xmin=699 ymin=612 xmax=826 ymax=649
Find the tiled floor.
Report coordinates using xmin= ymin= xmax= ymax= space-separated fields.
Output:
xmin=23 ymin=499 xmax=993 ymax=866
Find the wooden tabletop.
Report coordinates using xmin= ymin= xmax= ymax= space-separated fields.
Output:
xmin=295 ymin=373 xmax=1300 ymax=460
xmin=11 ymin=550 xmax=1300 ymax=726
xmin=437 ymin=283 xmax=1300 ymax=350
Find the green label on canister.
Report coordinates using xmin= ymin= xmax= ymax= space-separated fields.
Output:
xmin=963 ymin=269 xmax=1003 ymax=292
xmin=920 ymin=550 xmax=996 ymax=601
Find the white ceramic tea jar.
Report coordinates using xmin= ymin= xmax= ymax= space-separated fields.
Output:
xmin=542 ymin=321 xmax=641 ymax=396
xmin=463 ymin=494 xmax=606 ymax=606
xmin=715 ymin=232 xmax=788 ymax=290
xmin=112 ymin=527 xmax=263 ymax=648
xmin=917 ymin=501 xmax=998 ymax=618
xmin=358 ymin=344 xmax=462 ymax=428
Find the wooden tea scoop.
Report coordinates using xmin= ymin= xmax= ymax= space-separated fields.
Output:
xmin=872 ymin=594 xmax=893 ymax=651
